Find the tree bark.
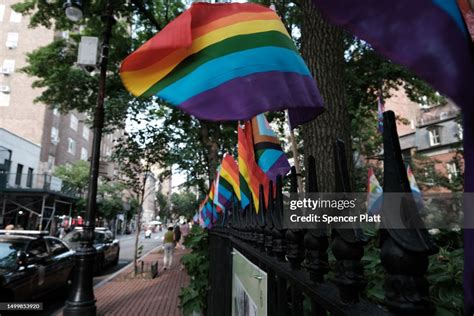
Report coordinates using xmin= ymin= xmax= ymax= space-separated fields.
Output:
xmin=199 ymin=121 xmax=220 ymax=186
xmin=300 ymin=0 xmax=352 ymax=192
xmin=133 ymin=171 xmax=148 ymax=276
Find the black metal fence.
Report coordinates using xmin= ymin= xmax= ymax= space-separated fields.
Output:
xmin=207 ymin=111 xmax=438 ymax=316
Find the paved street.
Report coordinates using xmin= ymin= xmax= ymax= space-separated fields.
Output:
xmin=36 ymin=231 xmax=164 ymax=316
xmin=93 ymin=231 xmax=164 ymax=286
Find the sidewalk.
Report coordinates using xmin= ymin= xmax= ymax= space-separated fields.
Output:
xmin=95 ymin=247 xmax=190 ymax=316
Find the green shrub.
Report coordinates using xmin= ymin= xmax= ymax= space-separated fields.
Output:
xmin=179 ymin=226 xmax=209 ymax=316
xmin=361 ymin=229 xmax=463 ymax=315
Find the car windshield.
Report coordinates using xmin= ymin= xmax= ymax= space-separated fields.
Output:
xmin=0 ymin=240 xmax=28 ymax=270
xmin=63 ymin=231 xmax=105 ymax=244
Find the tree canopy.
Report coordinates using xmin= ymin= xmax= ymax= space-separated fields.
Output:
xmin=16 ymin=0 xmax=451 ymax=193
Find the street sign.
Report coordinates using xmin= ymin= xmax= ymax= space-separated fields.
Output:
xmin=50 ymin=176 xmax=63 ymax=191
xmin=77 ymin=36 xmax=99 ymax=66
xmin=98 ymin=161 xmax=111 ymax=177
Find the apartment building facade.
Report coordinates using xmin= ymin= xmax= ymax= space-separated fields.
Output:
xmin=384 ymin=88 xmax=463 ymax=187
xmin=0 ymin=0 xmax=117 ymax=177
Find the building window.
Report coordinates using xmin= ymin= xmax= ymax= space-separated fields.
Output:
xmin=26 ymin=168 xmax=33 ymax=188
xmin=80 ymin=147 xmax=88 ymax=161
xmin=0 ymin=5 xmax=5 ymax=22
xmin=457 ymin=123 xmax=463 ymax=141
xmin=446 ymin=162 xmax=458 ymax=182
xmin=48 ymin=155 xmax=55 ymax=171
xmin=9 ymin=10 xmax=22 ymax=23
xmin=15 ymin=164 xmax=23 ymax=186
xmin=428 ymin=128 xmax=441 ymax=146
xmin=68 ymin=138 xmax=76 ymax=155
xmin=82 ymin=127 xmax=89 ymax=140
xmin=51 ymin=127 xmax=59 ymax=145
xmin=2 ymin=59 xmax=15 ymax=74
xmin=70 ymin=114 xmax=78 ymax=131
xmin=0 ymin=93 xmax=10 ymax=107
xmin=6 ymin=32 xmax=19 ymax=49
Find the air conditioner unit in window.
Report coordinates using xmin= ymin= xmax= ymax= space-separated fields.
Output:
xmin=6 ymin=42 xmax=17 ymax=49
xmin=0 ymin=85 xmax=10 ymax=93
xmin=51 ymin=136 xmax=60 ymax=145
xmin=0 ymin=67 xmax=11 ymax=75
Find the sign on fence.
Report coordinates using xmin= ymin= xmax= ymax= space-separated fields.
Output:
xmin=232 ymin=249 xmax=267 ymax=316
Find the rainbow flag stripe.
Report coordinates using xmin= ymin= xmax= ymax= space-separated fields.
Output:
xmin=238 ymin=122 xmax=269 ymax=212
xmin=407 ymin=165 xmax=424 ymax=210
xmin=220 ymin=154 xmax=241 ymax=202
xmin=120 ymin=3 xmax=324 ymax=127
xmin=252 ymin=114 xmax=290 ymax=182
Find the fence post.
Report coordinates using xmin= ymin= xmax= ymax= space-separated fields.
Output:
xmin=303 ymin=156 xmax=329 ymax=283
xmin=272 ymin=175 xmax=286 ymax=261
xmin=286 ymin=166 xmax=305 ymax=270
xmin=380 ymin=111 xmax=438 ymax=314
xmin=256 ymin=185 xmax=266 ymax=252
xmin=264 ymin=181 xmax=274 ymax=256
xmin=331 ymin=139 xmax=367 ymax=303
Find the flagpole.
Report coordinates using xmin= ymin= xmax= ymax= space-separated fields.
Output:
xmin=286 ymin=111 xmax=303 ymax=192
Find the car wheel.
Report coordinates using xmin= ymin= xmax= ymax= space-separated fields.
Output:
xmin=112 ymin=249 xmax=120 ymax=266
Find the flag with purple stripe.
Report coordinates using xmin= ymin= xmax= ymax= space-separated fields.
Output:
xmin=308 ymin=1 xmax=474 ymax=309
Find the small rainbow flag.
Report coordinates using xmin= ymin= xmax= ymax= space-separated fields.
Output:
xmin=407 ymin=165 xmax=424 ymax=210
xmin=220 ymin=154 xmax=241 ymax=203
xmin=238 ymin=122 xmax=269 ymax=212
xmin=120 ymin=3 xmax=324 ymax=127
xmin=367 ymin=168 xmax=383 ymax=215
xmin=251 ymin=113 xmax=291 ymax=182
xmin=214 ymin=162 xmax=236 ymax=211
xmin=208 ymin=179 xmax=222 ymax=213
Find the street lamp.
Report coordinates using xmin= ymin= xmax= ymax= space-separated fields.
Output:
xmin=62 ymin=1 xmax=115 ymax=315
xmin=63 ymin=0 xmax=83 ymax=22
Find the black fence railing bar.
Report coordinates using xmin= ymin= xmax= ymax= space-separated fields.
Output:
xmin=207 ymin=111 xmax=439 ymax=316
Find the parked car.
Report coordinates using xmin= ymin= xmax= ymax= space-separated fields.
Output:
xmin=63 ymin=228 xmax=120 ymax=274
xmin=0 ymin=230 xmax=75 ymax=302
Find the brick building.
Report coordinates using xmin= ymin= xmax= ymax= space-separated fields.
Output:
xmin=0 ymin=0 xmax=120 ymax=230
xmin=0 ymin=0 xmax=117 ymax=176
xmin=384 ymin=88 xmax=463 ymax=189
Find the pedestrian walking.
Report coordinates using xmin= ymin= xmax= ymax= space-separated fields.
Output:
xmin=174 ymin=225 xmax=182 ymax=249
xmin=163 ymin=226 xmax=175 ymax=270
xmin=180 ymin=220 xmax=190 ymax=249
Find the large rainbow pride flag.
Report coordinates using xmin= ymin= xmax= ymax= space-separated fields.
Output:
xmin=120 ymin=3 xmax=324 ymax=127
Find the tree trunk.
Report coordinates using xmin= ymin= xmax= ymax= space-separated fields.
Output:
xmin=199 ymin=121 xmax=220 ymax=185
xmin=133 ymin=176 xmax=147 ymax=277
xmin=300 ymin=0 xmax=352 ymax=192
xmin=133 ymin=204 xmax=142 ymax=276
